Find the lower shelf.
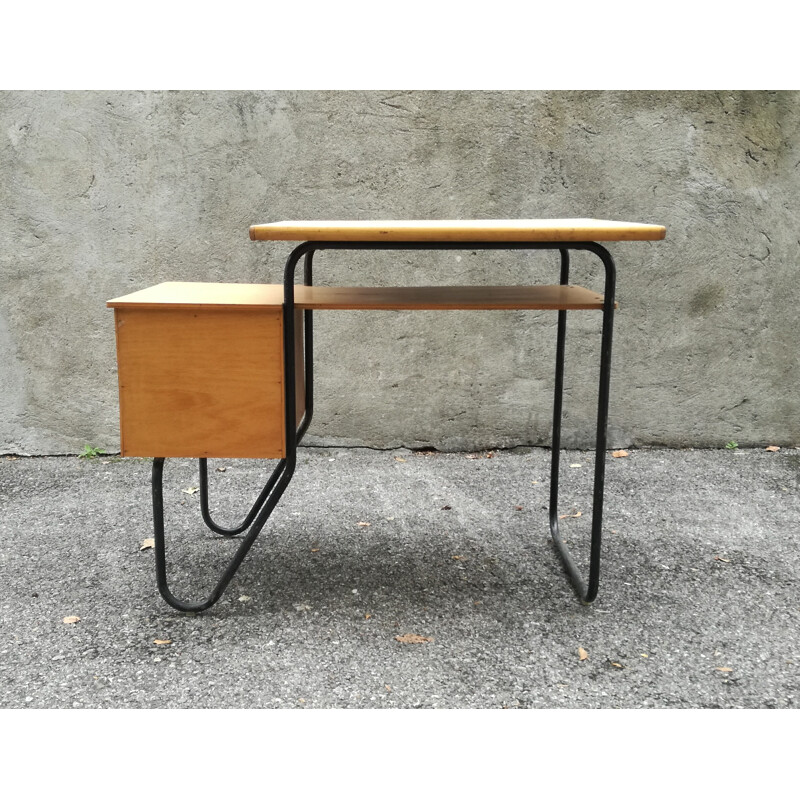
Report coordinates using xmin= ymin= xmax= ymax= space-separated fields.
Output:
xmin=293 ymin=284 xmax=611 ymax=310
xmin=108 ymin=282 xmax=611 ymax=311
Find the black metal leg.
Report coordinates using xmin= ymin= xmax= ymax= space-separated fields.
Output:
xmin=548 ymin=244 xmax=616 ymax=603
xmin=198 ymin=457 xmax=288 ymax=537
xmin=152 ymin=454 xmax=296 ymax=612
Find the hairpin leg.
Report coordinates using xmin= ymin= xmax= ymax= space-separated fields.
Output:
xmin=549 ymin=244 xmax=616 ymax=603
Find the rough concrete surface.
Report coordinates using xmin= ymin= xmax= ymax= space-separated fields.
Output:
xmin=1 ymin=91 xmax=799 ymax=454
xmin=0 ymin=446 xmax=797 ymax=709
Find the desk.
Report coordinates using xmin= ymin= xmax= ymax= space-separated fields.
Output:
xmin=108 ymin=219 xmax=665 ymax=611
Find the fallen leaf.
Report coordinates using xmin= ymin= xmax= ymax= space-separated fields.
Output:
xmin=238 ymin=595 xmax=251 ymax=603
xmin=310 ymin=548 xmax=320 ymax=553
xmin=559 ymin=511 xmax=582 ymax=519
xmin=385 ymin=684 xmax=392 ymax=692
xmin=364 ymin=613 xmax=372 ymax=620
xmin=765 ymin=445 xmax=780 ymax=452
xmin=63 ymin=616 xmax=81 ymax=625
xmin=395 ymin=456 xmax=407 ymax=462
xmin=182 ymin=487 xmax=199 ymax=495
xmin=531 ymin=480 xmax=538 ymax=485
xmin=715 ymin=556 xmax=731 ymax=563
xmin=610 ymin=661 xmax=623 ymax=668
xmin=357 ymin=521 xmax=371 ymax=527
xmin=216 ymin=466 xmax=227 ymax=472
xmin=395 ymin=634 xmax=433 ymax=644
xmin=578 ymin=647 xmax=589 ymax=661
xmin=140 ymin=538 xmax=155 ymax=551
xmin=153 ymin=639 xmax=172 ymax=645
xmin=466 ymin=453 xmax=481 ymax=459
xmin=441 ymin=505 xmax=452 ymax=510
xmin=569 ymin=463 xmax=582 ymax=468
xmin=452 ymin=555 xmax=464 ymax=560
xmin=485 ymin=451 xmax=495 ymax=458
xmin=716 ymin=667 xmax=733 ymax=673
xmin=612 ymin=450 xmax=629 ymax=458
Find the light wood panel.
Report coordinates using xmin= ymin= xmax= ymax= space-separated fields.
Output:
xmin=114 ymin=307 xmax=287 ymax=459
xmin=108 ymin=282 xmax=611 ymax=311
xmin=108 ymin=282 xmax=284 ymax=309
xmin=249 ymin=219 xmax=666 ymax=242
xmin=293 ymin=284 xmax=610 ymax=310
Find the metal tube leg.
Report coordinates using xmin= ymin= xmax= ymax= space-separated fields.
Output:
xmin=199 ymin=457 xmax=288 ymax=537
xmin=152 ymin=450 xmax=296 ymax=612
xmin=548 ymin=245 xmax=616 ymax=604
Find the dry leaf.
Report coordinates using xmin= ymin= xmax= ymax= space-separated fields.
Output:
xmin=715 ymin=556 xmax=731 ymax=563
xmin=153 ymin=639 xmax=172 ymax=645
xmin=216 ymin=466 xmax=227 ymax=472
xmin=610 ymin=662 xmax=623 ymax=669
xmin=395 ymin=456 xmax=407 ymax=462
xmin=365 ymin=613 xmax=372 ymax=620
xmin=385 ymin=684 xmax=392 ymax=692
xmin=140 ymin=538 xmax=155 ymax=551
xmin=182 ymin=487 xmax=199 ymax=495
xmin=238 ymin=595 xmax=251 ymax=603
xmin=559 ymin=511 xmax=582 ymax=519
xmin=452 ymin=555 xmax=464 ymax=560
xmin=441 ymin=505 xmax=452 ymax=510
xmin=395 ymin=634 xmax=433 ymax=644
xmin=578 ymin=647 xmax=589 ymax=661
xmin=357 ymin=521 xmax=370 ymax=527
xmin=612 ymin=450 xmax=629 ymax=458
xmin=485 ymin=451 xmax=494 ymax=458
xmin=716 ymin=667 xmax=733 ymax=673
xmin=765 ymin=445 xmax=780 ymax=452
xmin=63 ymin=616 xmax=81 ymax=624
xmin=310 ymin=548 xmax=320 ymax=553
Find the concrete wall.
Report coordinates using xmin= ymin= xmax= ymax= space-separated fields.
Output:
xmin=1 ymin=91 xmax=798 ymax=454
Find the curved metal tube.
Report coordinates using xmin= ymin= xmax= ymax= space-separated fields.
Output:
xmin=548 ymin=243 xmax=616 ymax=603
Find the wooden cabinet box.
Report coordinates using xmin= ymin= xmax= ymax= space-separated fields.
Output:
xmin=107 ymin=282 xmax=304 ymax=459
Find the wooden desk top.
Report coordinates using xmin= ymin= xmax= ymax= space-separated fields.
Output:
xmin=249 ymin=219 xmax=666 ymax=243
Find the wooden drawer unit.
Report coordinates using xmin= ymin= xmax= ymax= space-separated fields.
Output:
xmin=107 ymin=282 xmax=304 ymax=459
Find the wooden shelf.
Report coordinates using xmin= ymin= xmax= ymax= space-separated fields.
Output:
xmin=108 ymin=282 xmax=613 ymax=311
xmin=293 ymin=285 xmax=611 ymax=310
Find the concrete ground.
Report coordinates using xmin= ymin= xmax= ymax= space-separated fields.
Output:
xmin=0 ymin=446 xmax=798 ymax=709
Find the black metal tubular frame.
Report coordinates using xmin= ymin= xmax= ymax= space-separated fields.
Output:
xmin=150 ymin=239 xmax=616 ymax=611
